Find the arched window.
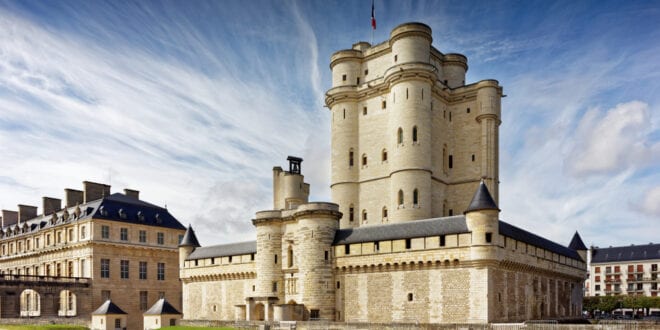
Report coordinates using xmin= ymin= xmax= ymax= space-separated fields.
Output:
xmin=349 ymin=149 xmax=354 ymax=166
xmin=413 ymin=189 xmax=419 ymax=206
xmin=412 ymin=126 xmax=418 ymax=143
xmin=398 ymin=190 xmax=404 ymax=206
xmin=362 ymin=210 xmax=367 ymax=222
xmin=397 ymin=128 xmax=403 ymax=144
xmin=362 ymin=154 xmax=367 ymax=166
xmin=382 ymin=149 xmax=388 ymax=162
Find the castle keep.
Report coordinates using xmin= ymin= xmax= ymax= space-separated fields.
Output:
xmin=179 ymin=22 xmax=587 ymax=324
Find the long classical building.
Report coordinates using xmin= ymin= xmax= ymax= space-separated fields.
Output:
xmin=585 ymin=243 xmax=659 ymax=297
xmin=0 ymin=181 xmax=186 ymax=330
xmin=179 ymin=22 xmax=587 ymax=324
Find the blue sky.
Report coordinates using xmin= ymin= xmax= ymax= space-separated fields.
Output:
xmin=0 ymin=0 xmax=658 ymax=248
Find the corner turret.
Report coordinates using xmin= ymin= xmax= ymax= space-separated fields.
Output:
xmin=568 ymin=231 xmax=588 ymax=261
xmin=465 ymin=181 xmax=500 ymax=251
xmin=179 ymin=225 xmax=200 ymax=268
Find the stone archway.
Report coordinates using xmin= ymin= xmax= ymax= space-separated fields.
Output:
xmin=20 ymin=289 xmax=40 ymax=317
xmin=253 ymin=303 xmax=265 ymax=321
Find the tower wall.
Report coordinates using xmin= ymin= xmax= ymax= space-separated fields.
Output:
xmin=330 ymin=97 xmax=359 ymax=228
xmin=476 ymin=81 xmax=502 ymax=203
xmin=273 ymin=168 xmax=309 ymax=210
xmin=254 ymin=212 xmax=283 ymax=299
xmin=293 ymin=203 xmax=340 ymax=321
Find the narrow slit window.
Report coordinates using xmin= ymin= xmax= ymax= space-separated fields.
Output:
xmin=405 ymin=238 xmax=411 ymax=249
xmin=440 ymin=235 xmax=446 ymax=247
xmin=349 ymin=206 xmax=354 ymax=222
xmin=363 ymin=107 xmax=367 ymax=115
xmin=382 ymin=100 xmax=387 ymax=109
xmin=342 ymin=74 xmax=346 ymax=81
xmin=362 ymin=154 xmax=367 ymax=166
xmin=412 ymin=126 xmax=418 ymax=143
xmin=486 ymin=233 xmax=492 ymax=243
xmin=398 ymin=190 xmax=404 ymax=206
xmin=344 ymin=244 xmax=350 ymax=255
xmin=382 ymin=149 xmax=388 ymax=162
xmin=413 ymin=189 xmax=419 ymax=205
xmin=397 ymin=128 xmax=403 ymax=144
xmin=349 ymin=150 xmax=354 ymax=166
xmin=448 ymin=155 xmax=453 ymax=169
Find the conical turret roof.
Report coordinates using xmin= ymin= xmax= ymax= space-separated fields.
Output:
xmin=179 ymin=224 xmax=200 ymax=248
xmin=464 ymin=181 xmax=499 ymax=214
xmin=92 ymin=300 xmax=127 ymax=315
xmin=144 ymin=298 xmax=181 ymax=315
xmin=568 ymin=231 xmax=587 ymax=251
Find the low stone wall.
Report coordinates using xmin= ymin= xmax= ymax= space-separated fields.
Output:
xmin=181 ymin=319 xmax=660 ymax=330
xmin=0 ymin=316 xmax=90 ymax=327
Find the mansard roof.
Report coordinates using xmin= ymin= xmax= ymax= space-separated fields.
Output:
xmin=0 ymin=193 xmax=184 ymax=239
xmin=92 ymin=300 xmax=127 ymax=315
xmin=465 ymin=181 xmax=499 ymax=213
xmin=568 ymin=231 xmax=587 ymax=251
xmin=187 ymin=240 xmax=256 ymax=260
xmin=143 ymin=298 xmax=181 ymax=315
xmin=179 ymin=225 xmax=200 ymax=248
xmin=591 ymin=243 xmax=660 ymax=263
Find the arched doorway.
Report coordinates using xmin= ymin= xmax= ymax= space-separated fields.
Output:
xmin=58 ymin=290 xmax=76 ymax=316
xmin=20 ymin=289 xmax=40 ymax=317
xmin=253 ymin=303 xmax=265 ymax=321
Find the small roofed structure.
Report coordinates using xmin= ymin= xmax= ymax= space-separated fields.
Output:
xmin=464 ymin=180 xmax=499 ymax=213
xmin=143 ymin=298 xmax=182 ymax=330
xmin=179 ymin=225 xmax=201 ymax=248
xmin=91 ymin=300 xmax=127 ymax=330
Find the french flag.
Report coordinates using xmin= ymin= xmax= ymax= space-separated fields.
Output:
xmin=371 ymin=0 xmax=376 ymax=30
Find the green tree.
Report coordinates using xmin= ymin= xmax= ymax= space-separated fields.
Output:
xmin=597 ymin=295 xmax=620 ymax=313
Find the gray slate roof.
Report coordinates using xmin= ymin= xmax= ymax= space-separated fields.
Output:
xmin=92 ymin=300 xmax=127 ymax=315
xmin=568 ymin=231 xmax=587 ymax=251
xmin=333 ymin=216 xmax=468 ymax=245
xmin=187 ymin=240 xmax=256 ymax=260
xmin=498 ymin=221 xmax=581 ymax=260
xmin=465 ymin=181 xmax=499 ymax=213
xmin=591 ymin=243 xmax=660 ymax=263
xmin=179 ymin=225 xmax=200 ymax=248
xmin=144 ymin=298 xmax=181 ymax=315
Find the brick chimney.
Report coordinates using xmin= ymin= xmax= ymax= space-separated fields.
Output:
xmin=124 ymin=189 xmax=139 ymax=199
xmin=1 ymin=210 xmax=18 ymax=227
xmin=65 ymin=189 xmax=84 ymax=207
xmin=42 ymin=197 xmax=62 ymax=216
xmin=18 ymin=204 xmax=38 ymax=223
xmin=83 ymin=181 xmax=111 ymax=203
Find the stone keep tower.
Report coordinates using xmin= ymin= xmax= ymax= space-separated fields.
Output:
xmin=325 ymin=22 xmax=503 ymax=228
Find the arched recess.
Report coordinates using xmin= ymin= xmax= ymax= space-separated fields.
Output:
xmin=20 ymin=289 xmax=40 ymax=317
xmin=253 ymin=303 xmax=265 ymax=321
xmin=59 ymin=289 xmax=77 ymax=316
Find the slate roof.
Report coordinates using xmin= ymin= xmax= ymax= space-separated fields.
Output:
xmin=498 ymin=221 xmax=582 ymax=260
xmin=332 ymin=216 xmax=468 ymax=245
xmin=568 ymin=231 xmax=587 ymax=251
xmin=92 ymin=300 xmax=127 ymax=315
xmin=591 ymin=243 xmax=660 ymax=263
xmin=0 ymin=193 xmax=185 ymax=239
xmin=465 ymin=181 xmax=499 ymax=213
xmin=187 ymin=240 xmax=256 ymax=260
xmin=179 ymin=225 xmax=201 ymax=247
xmin=144 ymin=298 xmax=181 ymax=315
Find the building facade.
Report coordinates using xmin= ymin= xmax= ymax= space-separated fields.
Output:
xmin=586 ymin=244 xmax=660 ymax=297
xmin=179 ymin=22 xmax=587 ymax=324
xmin=0 ymin=181 xmax=186 ymax=330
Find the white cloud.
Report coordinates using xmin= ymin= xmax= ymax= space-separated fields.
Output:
xmin=569 ymin=101 xmax=655 ymax=176
xmin=641 ymin=186 xmax=660 ymax=217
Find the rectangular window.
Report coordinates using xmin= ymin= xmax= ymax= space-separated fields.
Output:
xmin=595 ymin=266 xmax=600 ymax=273
xmin=35 ymin=238 xmax=40 ymax=249
xmin=342 ymin=74 xmax=346 ymax=81
xmin=375 ymin=241 xmax=380 ymax=251
xmin=68 ymin=228 xmax=74 ymax=241
xmin=101 ymin=259 xmax=110 ymax=278
xmin=139 ymin=261 xmax=147 ymax=280
xmin=114 ymin=319 xmax=121 ymax=329
xmin=652 ymin=264 xmax=657 ymax=271
xmin=139 ymin=230 xmax=147 ymax=243
xmin=274 ymin=254 xmax=278 ymax=264
xmin=448 ymin=155 xmax=453 ymax=169
xmin=405 ymin=238 xmax=411 ymax=249
xmin=157 ymin=263 xmax=165 ymax=281
xmin=139 ymin=291 xmax=148 ymax=311
xmin=57 ymin=231 xmax=62 ymax=243
xmin=606 ymin=266 xmax=612 ymax=273
xmin=310 ymin=309 xmax=320 ymax=319
xmin=157 ymin=232 xmax=164 ymax=245
xmin=272 ymin=281 xmax=278 ymax=292
xmin=637 ymin=264 xmax=644 ymax=272
xmin=101 ymin=225 xmax=109 ymax=239
xmin=344 ymin=245 xmax=350 ymax=255
xmin=637 ymin=283 xmax=643 ymax=290
xmin=595 ymin=276 xmax=600 ymax=282
xmin=324 ymin=251 xmax=329 ymax=261
xmin=382 ymin=100 xmax=387 ymax=109
xmin=120 ymin=228 xmax=128 ymax=241
xmin=80 ymin=226 xmax=86 ymax=239
xmin=595 ymin=285 xmax=600 ymax=291
xmin=120 ymin=260 xmax=129 ymax=279
xmin=485 ymin=233 xmax=492 ymax=243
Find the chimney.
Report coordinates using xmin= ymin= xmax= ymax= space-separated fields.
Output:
xmin=124 ymin=189 xmax=139 ymax=200
xmin=83 ymin=181 xmax=111 ymax=203
xmin=65 ymin=189 xmax=84 ymax=207
xmin=1 ymin=210 xmax=18 ymax=227
xmin=42 ymin=197 xmax=62 ymax=216
xmin=18 ymin=204 xmax=38 ymax=223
